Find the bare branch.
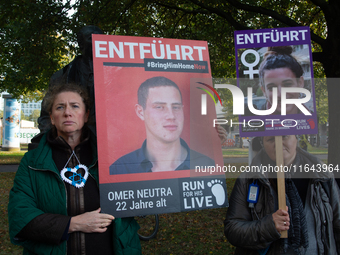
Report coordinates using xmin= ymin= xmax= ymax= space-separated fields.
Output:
xmin=187 ymin=0 xmax=248 ymax=30
xmin=312 ymin=52 xmax=326 ymax=64
xmin=154 ymin=0 xmax=248 ymax=30
xmin=112 ymin=0 xmax=139 ymax=33
xmin=309 ymin=0 xmax=329 ymax=10
xmin=154 ymin=1 xmax=209 ymax=15
xmin=188 ymin=0 xmax=326 ymax=47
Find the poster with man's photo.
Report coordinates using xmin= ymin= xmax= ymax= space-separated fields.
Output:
xmin=234 ymin=26 xmax=318 ymax=137
xmin=93 ymin=34 xmax=227 ymax=218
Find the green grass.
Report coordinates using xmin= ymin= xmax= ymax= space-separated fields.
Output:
xmin=0 ymin=145 xmax=328 ymax=164
xmin=139 ymin=166 xmax=241 ymax=254
xmin=0 ymin=144 xmax=27 ymax=165
xmin=140 ymin=207 xmax=235 ymax=254
xmin=223 ymin=146 xmax=328 ymax=157
xmin=0 ymin=144 xmax=329 ymax=254
xmin=0 ymin=166 xmax=242 ymax=255
xmin=0 ymin=172 xmax=22 ymax=254
xmin=0 ymin=152 xmax=25 ymax=165
xmin=307 ymin=146 xmax=328 ymax=154
xmin=222 ymin=148 xmax=248 ymax=157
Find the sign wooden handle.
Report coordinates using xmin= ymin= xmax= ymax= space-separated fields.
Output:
xmin=275 ymin=136 xmax=288 ymax=238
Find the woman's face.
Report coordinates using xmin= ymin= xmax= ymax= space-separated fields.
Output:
xmin=261 ymin=67 xmax=304 ymax=114
xmin=262 ymin=135 xmax=298 ymax=166
xmin=50 ymin=91 xmax=89 ymax=140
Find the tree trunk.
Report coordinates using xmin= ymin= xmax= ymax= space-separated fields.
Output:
xmin=318 ymin=122 xmax=328 ymax=148
xmin=326 ymin=79 xmax=340 ymax=167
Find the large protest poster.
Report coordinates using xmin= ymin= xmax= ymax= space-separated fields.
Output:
xmin=234 ymin=27 xmax=318 ymax=137
xmin=93 ymin=34 xmax=227 ymax=218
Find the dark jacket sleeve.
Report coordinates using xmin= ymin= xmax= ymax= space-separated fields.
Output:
xmin=330 ymin=178 xmax=340 ymax=254
xmin=8 ymin=154 xmax=46 ymax=246
xmin=16 ymin=213 xmax=71 ymax=245
xmin=8 ymin=148 xmax=68 ymax=253
xmin=224 ymin=177 xmax=281 ymax=250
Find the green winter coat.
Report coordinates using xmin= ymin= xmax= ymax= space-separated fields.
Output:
xmin=8 ymin=131 xmax=141 ymax=255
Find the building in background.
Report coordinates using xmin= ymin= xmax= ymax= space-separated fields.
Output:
xmin=1 ymin=93 xmax=42 ymax=117
xmin=21 ymin=100 xmax=42 ymax=117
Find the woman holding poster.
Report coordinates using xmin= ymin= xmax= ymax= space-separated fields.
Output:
xmin=224 ymin=135 xmax=340 ymax=255
xmin=258 ymin=46 xmax=311 ymax=115
xmin=8 ymin=83 xmax=141 ymax=255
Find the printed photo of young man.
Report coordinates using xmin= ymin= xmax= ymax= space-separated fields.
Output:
xmin=109 ymin=76 xmax=216 ymax=175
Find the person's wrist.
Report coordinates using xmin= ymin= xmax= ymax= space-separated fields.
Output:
xmin=68 ymin=216 xmax=79 ymax=233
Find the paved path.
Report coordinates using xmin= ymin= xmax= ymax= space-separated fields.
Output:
xmin=0 ymin=164 xmax=19 ymax=173
xmin=0 ymin=154 xmax=328 ymax=173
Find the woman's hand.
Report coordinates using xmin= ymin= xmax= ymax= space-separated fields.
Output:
xmin=69 ymin=208 xmax=115 ymax=233
xmin=272 ymin=206 xmax=290 ymax=233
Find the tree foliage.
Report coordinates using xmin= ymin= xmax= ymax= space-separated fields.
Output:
xmin=0 ymin=0 xmax=74 ymax=97
xmin=20 ymin=110 xmax=29 ymax=121
xmin=29 ymin=109 xmax=41 ymax=127
xmin=0 ymin=0 xmax=334 ymax=90
xmin=2 ymin=0 xmax=340 ymax=162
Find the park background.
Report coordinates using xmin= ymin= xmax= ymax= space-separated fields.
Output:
xmin=0 ymin=0 xmax=336 ymax=254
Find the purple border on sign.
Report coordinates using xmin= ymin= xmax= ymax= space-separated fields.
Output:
xmin=234 ymin=27 xmax=311 ymax=48
xmin=234 ymin=26 xmax=318 ymax=137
